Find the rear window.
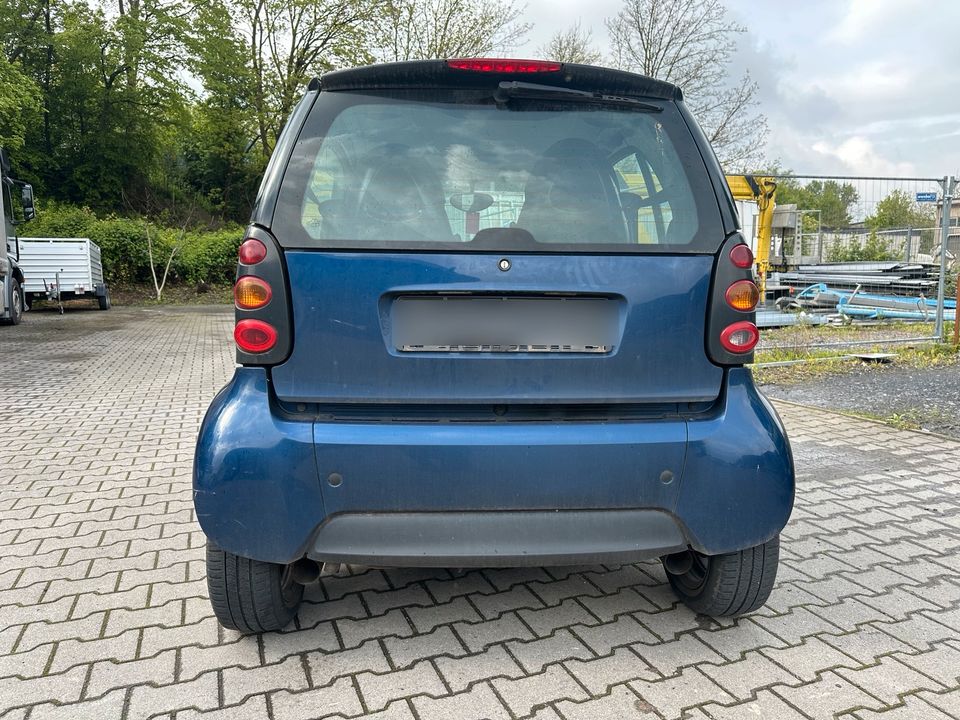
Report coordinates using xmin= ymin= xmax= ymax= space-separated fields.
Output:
xmin=273 ymin=89 xmax=723 ymax=253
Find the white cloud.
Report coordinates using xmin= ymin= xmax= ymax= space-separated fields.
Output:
xmin=810 ymin=137 xmax=916 ymax=177
xmin=826 ymin=0 xmax=911 ymax=43
xmin=518 ymin=0 xmax=960 ymax=176
xmin=808 ymin=61 xmax=912 ymax=103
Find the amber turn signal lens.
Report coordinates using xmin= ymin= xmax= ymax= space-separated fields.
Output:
xmin=234 ymin=276 xmax=272 ymax=310
xmin=725 ymin=280 xmax=760 ymax=311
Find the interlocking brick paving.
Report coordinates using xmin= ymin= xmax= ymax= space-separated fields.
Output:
xmin=1 ymin=306 xmax=958 ymax=719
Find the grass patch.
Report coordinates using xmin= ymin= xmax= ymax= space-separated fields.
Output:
xmin=26 ymin=281 xmax=234 ymax=311
xmin=845 ymin=409 xmax=924 ymax=431
xmin=753 ymin=337 xmax=959 ymax=386
xmin=841 ymin=407 xmax=957 ymax=433
xmin=109 ymin=282 xmax=233 ymax=306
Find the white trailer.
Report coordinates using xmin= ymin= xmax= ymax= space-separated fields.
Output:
xmin=18 ymin=238 xmax=111 ymax=312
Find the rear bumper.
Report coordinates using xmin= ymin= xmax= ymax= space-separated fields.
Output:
xmin=194 ymin=368 xmax=794 ymax=566
xmin=306 ymin=509 xmax=686 ymax=566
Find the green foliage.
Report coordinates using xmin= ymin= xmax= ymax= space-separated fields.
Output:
xmin=180 ymin=105 xmax=265 ymax=221
xmin=8 ymin=1 xmax=187 ymax=212
xmin=175 ymin=227 xmax=244 ymax=284
xmin=0 ymin=0 xmax=577 ymax=228
xmin=866 ymin=189 xmax=936 ymax=230
xmin=22 ymin=202 xmax=242 ymax=284
xmin=827 ymin=230 xmax=898 ymax=262
xmin=0 ymin=56 xmax=41 ymax=149
xmin=776 ymin=178 xmax=859 ymax=229
xmin=18 ymin=201 xmax=98 ymax=237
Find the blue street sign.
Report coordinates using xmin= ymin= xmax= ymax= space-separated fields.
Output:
xmin=916 ymin=192 xmax=938 ymax=202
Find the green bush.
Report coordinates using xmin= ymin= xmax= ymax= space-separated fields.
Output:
xmin=174 ymin=227 xmax=244 ymax=284
xmin=95 ymin=218 xmax=158 ymax=283
xmin=22 ymin=202 xmax=242 ymax=284
xmin=826 ymin=231 xmax=898 ymax=263
xmin=20 ymin=201 xmax=98 ymax=238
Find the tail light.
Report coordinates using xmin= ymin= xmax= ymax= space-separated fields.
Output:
xmin=707 ymin=236 xmax=759 ymax=365
xmin=725 ymin=280 xmax=760 ymax=311
xmin=239 ymin=238 xmax=268 ymax=265
xmin=729 ymin=244 xmax=754 ymax=269
xmin=235 ymin=319 xmax=277 ymax=353
xmin=233 ymin=227 xmax=291 ymax=365
xmin=447 ymin=59 xmax=562 ymax=73
xmin=234 ymin=276 xmax=272 ymax=309
xmin=719 ymin=321 xmax=759 ymax=354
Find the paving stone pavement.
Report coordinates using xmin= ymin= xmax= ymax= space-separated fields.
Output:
xmin=1 ymin=305 xmax=959 ymax=720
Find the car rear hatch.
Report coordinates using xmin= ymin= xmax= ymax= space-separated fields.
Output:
xmin=264 ymin=60 xmax=731 ymax=407
xmin=274 ymin=251 xmax=720 ymax=404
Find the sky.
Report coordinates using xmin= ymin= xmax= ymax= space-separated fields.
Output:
xmin=518 ymin=0 xmax=960 ymax=178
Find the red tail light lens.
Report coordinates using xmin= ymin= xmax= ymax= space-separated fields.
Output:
xmin=234 ymin=276 xmax=272 ymax=309
xmin=719 ymin=321 xmax=759 ymax=354
xmin=238 ymin=238 xmax=267 ymax=265
xmin=725 ymin=280 xmax=760 ymax=311
xmin=447 ymin=58 xmax=562 ymax=73
xmin=729 ymin=244 xmax=754 ymax=268
xmin=235 ymin=319 xmax=277 ymax=353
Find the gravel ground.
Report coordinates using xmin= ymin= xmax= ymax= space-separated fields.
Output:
xmin=759 ymin=361 xmax=960 ymax=438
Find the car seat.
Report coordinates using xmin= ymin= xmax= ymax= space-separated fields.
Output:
xmin=352 ymin=145 xmax=453 ymax=243
xmin=516 ymin=139 xmax=629 ymax=245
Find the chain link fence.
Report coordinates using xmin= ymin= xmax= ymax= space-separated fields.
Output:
xmin=737 ymin=174 xmax=957 ymax=355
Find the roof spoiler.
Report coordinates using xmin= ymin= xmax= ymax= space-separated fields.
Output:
xmin=316 ymin=60 xmax=682 ymax=102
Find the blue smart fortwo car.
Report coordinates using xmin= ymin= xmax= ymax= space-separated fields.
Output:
xmin=194 ymin=59 xmax=794 ymax=633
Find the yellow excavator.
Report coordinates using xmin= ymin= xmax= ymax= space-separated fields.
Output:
xmin=725 ymin=175 xmax=777 ymax=296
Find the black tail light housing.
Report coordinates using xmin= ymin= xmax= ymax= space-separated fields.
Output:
xmin=234 ymin=225 xmax=292 ymax=365
xmin=707 ymin=233 xmax=759 ymax=365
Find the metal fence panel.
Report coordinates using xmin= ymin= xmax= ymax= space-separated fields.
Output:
xmin=741 ymin=173 xmax=956 ymax=351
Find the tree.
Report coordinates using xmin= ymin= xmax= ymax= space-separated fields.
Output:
xmin=535 ymin=21 xmax=602 ymax=65
xmin=373 ymin=0 xmax=530 ymax=62
xmin=776 ymin=178 xmax=859 ymax=229
xmin=866 ymin=189 xmax=936 ymax=230
xmin=0 ymin=0 xmax=44 ymax=150
xmin=4 ymin=0 xmax=193 ymax=211
xmin=229 ymin=0 xmax=378 ymax=158
xmin=606 ymin=0 xmax=767 ymax=169
xmin=0 ymin=56 xmax=40 ymax=149
xmin=181 ymin=0 xmax=263 ymax=220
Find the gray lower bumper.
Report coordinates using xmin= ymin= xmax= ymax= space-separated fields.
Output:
xmin=306 ymin=509 xmax=687 ymax=567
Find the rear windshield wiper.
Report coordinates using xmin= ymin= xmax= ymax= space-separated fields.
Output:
xmin=494 ymin=81 xmax=662 ymax=112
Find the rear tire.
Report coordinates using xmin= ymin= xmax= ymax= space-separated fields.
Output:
xmin=98 ymin=293 xmax=111 ymax=310
xmin=205 ymin=541 xmax=304 ymax=633
xmin=664 ymin=535 xmax=779 ymax=616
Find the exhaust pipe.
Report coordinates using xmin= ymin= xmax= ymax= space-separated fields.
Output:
xmin=290 ymin=558 xmax=321 ymax=585
xmin=663 ymin=551 xmax=694 ymax=576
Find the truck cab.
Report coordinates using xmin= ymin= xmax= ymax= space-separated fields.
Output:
xmin=0 ymin=148 xmax=36 ymax=325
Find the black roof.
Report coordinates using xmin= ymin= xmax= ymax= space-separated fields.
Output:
xmin=318 ymin=60 xmax=683 ymax=101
